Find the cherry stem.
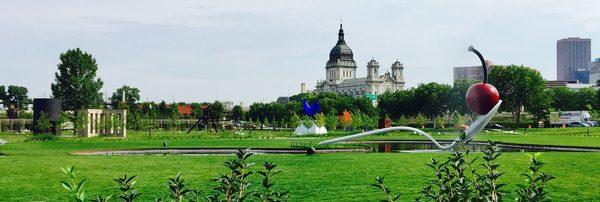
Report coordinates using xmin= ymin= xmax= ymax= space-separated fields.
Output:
xmin=468 ymin=46 xmax=487 ymax=83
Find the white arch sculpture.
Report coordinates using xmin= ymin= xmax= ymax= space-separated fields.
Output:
xmin=319 ymin=101 xmax=502 ymax=150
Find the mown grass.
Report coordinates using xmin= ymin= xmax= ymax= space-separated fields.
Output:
xmin=0 ymin=128 xmax=599 ymax=201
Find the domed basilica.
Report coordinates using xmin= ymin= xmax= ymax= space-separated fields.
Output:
xmin=315 ymin=24 xmax=405 ymax=97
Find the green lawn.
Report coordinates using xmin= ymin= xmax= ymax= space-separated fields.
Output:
xmin=0 ymin=128 xmax=599 ymax=201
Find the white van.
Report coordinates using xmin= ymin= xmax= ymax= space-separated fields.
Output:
xmin=550 ymin=111 xmax=592 ymax=126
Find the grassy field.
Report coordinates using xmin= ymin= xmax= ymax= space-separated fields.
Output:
xmin=0 ymin=128 xmax=599 ymax=201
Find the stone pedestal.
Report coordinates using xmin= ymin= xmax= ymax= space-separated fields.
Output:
xmin=294 ymin=122 xmax=327 ymax=135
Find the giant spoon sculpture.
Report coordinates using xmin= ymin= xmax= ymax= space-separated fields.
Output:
xmin=319 ymin=46 xmax=502 ymax=150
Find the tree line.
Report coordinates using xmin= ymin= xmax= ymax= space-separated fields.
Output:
xmin=4 ymin=49 xmax=600 ymax=130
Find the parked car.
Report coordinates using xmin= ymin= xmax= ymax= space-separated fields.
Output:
xmin=587 ymin=121 xmax=598 ymax=127
xmin=242 ymin=122 xmax=258 ymax=129
xmin=568 ymin=121 xmax=591 ymax=127
xmin=233 ymin=121 xmax=243 ymax=128
xmin=487 ymin=123 xmax=505 ymax=129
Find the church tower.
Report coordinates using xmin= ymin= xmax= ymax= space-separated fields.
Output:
xmin=367 ymin=59 xmax=379 ymax=79
xmin=391 ymin=60 xmax=404 ymax=82
xmin=325 ymin=24 xmax=357 ymax=84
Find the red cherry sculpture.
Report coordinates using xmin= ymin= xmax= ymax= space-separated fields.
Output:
xmin=466 ymin=46 xmax=500 ymax=115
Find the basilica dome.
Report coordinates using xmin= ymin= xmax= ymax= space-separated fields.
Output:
xmin=328 ymin=24 xmax=354 ymax=63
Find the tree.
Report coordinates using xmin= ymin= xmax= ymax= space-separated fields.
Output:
xmin=232 ymin=105 xmax=245 ymax=122
xmin=325 ymin=113 xmax=339 ymax=130
xmin=378 ymin=90 xmax=413 ymax=120
xmin=263 ymin=117 xmax=270 ymax=128
xmin=363 ymin=115 xmax=378 ymax=130
xmin=278 ymin=117 xmax=286 ymax=128
xmin=110 ymin=85 xmax=140 ymax=109
xmin=413 ymin=82 xmax=452 ymax=118
xmin=351 ymin=112 xmax=363 ymax=130
xmin=0 ymin=85 xmax=31 ymax=119
xmin=51 ymin=48 xmax=103 ymax=135
xmin=450 ymin=79 xmax=478 ymax=114
xmin=289 ymin=113 xmax=301 ymax=129
xmin=110 ymin=114 xmax=123 ymax=134
xmin=575 ymin=87 xmax=597 ymax=110
xmin=434 ymin=115 xmax=447 ymax=129
xmin=549 ymin=87 xmax=576 ymax=111
xmin=210 ymin=101 xmax=225 ymax=121
xmin=158 ymin=101 xmax=169 ymax=118
xmin=353 ymin=96 xmax=378 ymax=117
xmin=97 ymin=115 xmax=105 ymax=133
xmin=597 ymin=88 xmax=600 ymax=109
xmin=396 ymin=115 xmax=408 ymax=126
xmin=73 ymin=111 xmax=89 ymax=136
xmin=314 ymin=113 xmax=326 ymax=127
xmin=529 ymin=88 xmax=553 ymax=122
xmin=128 ymin=104 xmax=145 ymax=130
xmin=35 ymin=112 xmax=52 ymax=133
xmin=338 ymin=110 xmax=352 ymax=130
xmin=488 ymin=65 xmax=547 ymax=127
xmin=414 ymin=113 xmax=427 ymax=129
xmin=301 ymin=116 xmax=313 ymax=128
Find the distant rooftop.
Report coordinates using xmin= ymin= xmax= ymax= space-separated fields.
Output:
xmin=557 ymin=37 xmax=591 ymax=42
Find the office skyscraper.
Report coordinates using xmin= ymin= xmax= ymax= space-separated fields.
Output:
xmin=557 ymin=37 xmax=592 ymax=83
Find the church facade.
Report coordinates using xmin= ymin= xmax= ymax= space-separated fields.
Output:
xmin=315 ymin=24 xmax=406 ymax=97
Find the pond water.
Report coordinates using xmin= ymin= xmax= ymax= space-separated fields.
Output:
xmin=71 ymin=147 xmax=371 ymax=155
xmin=363 ymin=140 xmax=600 ymax=153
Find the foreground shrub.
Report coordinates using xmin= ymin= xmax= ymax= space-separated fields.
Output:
xmin=210 ymin=148 xmax=255 ymax=201
xmin=165 ymin=173 xmax=195 ymax=202
xmin=515 ymin=153 xmax=555 ymax=202
xmin=373 ymin=141 xmax=554 ymax=202
xmin=114 ymin=174 xmax=141 ymax=202
xmin=254 ymin=162 xmax=289 ymax=201
xmin=60 ymin=149 xmax=289 ymax=202
xmin=60 ymin=166 xmax=88 ymax=202
xmin=371 ymin=176 xmax=401 ymax=202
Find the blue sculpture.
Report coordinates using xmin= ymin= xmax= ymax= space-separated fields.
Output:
xmin=302 ymin=99 xmax=321 ymax=117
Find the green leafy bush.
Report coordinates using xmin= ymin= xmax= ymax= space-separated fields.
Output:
xmin=371 ymin=176 xmax=401 ymax=202
xmin=396 ymin=115 xmax=408 ymax=126
xmin=28 ymin=134 xmax=57 ymax=142
xmin=114 ymin=174 xmax=141 ymax=201
xmin=302 ymin=117 xmax=314 ymax=128
xmin=166 ymin=173 xmax=195 ymax=202
xmin=515 ymin=153 xmax=555 ymax=201
xmin=325 ymin=114 xmax=339 ymax=130
xmin=59 ymin=149 xmax=289 ymax=201
xmin=373 ymin=141 xmax=554 ymax=202
xmin=254 ymin=162 xmax=289 ymax=201
xmin=351 ymin=113 xmax=363 ymax=130
xmin=36 ymin=112 xmax=52 ymax=133
xmin=314 ymin=113 xmax=326 ymax=127
xmin=60 ymin=166 xmax=88 ymax=202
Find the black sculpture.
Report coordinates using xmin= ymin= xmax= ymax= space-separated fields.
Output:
xmin=186 ymin=105 xmax=224 ymax=133
xmin=33 ymin=98 xmax=62 ymax=135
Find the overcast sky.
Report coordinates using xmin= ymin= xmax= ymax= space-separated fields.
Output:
xmin=1 ymin=0 xmax=599 ymax=105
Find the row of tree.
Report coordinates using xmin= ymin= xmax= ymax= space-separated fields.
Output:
xmin=240 ymin=92 xmax=378 ymax=128
xmin=5 ymin=48 xmax=600 ymax=131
